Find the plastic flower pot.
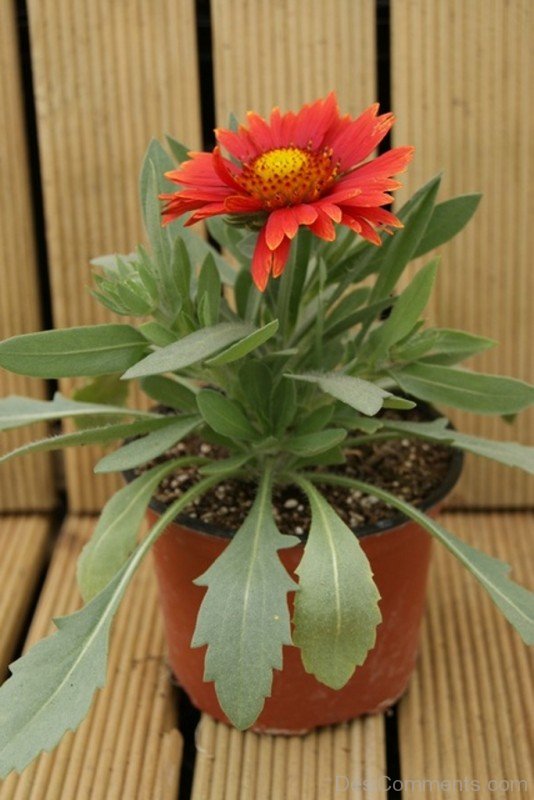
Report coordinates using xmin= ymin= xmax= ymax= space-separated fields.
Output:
xmin=138 ymin=445 xmax=463 ymax=734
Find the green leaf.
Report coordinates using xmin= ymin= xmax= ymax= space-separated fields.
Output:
xmin=369 ymin=174 xmax=441 ymax=301
xmin=122 ymin=322 xmax=253 ymax=379
xmin=197 ymin=390 xmax=258 ymax=440
xmin=305 ymin=473 xmax=534 ymax=646
xmin=291 ymin=478 xmax=381 ymax=688
xmin=205 ymin=320 xmax=279 ymax=366
xmin=324 ymin=287 xmax=370 ymax=337
xmin=139 ymin=322 xmax=177 ymax=347
xmin=0 ymin=417 xmax=173 ymax=465
xmin=237 ymin=362 xmax=272 ymax=424
xmin=78 ymin=458 xmax=187 ymax=600
xmin=270 ymin=377 xmax=297 ymax=434
xmin=0 ymin=325 xmax=148 ymax=379
xmin=286 ymin=428 xmax=347 ymax=456
xmin=72 ymin=375 xmax=129 ymax=408
xmin=165 ymin=134 xmax=190 ymax=164
xmin=295 ymin=404 xmax=335 ymax=434
xmin=413 ymin=194 xmax=482 ymax=258
xmin=390 ymin=363 xmax=534 ymax=414
xmin=367 ymin=259 xmax=439 ymax=360
xmin=287 ymin=372 xmax=413 ymax=416
xmin=94 ymin=415 xmax=201 ymax=472
xmin=382 ymin=418 xmax=534 ymax=473
xmin=192 ymin=469 xmax=298 ymax=729
xmin=0 ymin=392 xmax=153 ymax=432
xmin=197 ymin=254 xmax=222 ymax=326
xmin=416 ymin=328 xmax=496 ymax=366
xmin=198 ymin=454 xmax=251 ymax=476
xmin=0 ymin=476 xmax=218 ymax=778
xmin=140 ymin=375 xmax=198 ymax=412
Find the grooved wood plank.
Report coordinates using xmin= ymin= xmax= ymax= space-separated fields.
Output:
xmin=191 ymin=710 xmax=386 ymax=799
xmin=0 ymin=1 xmax=55 ymax=511
xmin=0 ymin=515 xmax=181 ymax=800
xmin=0 ymin=516 xmax=51 ymax=679
xmin=398 ymin=512 xmax=534 ymax=799
xmin=391 ymin=0 xmax=534 ymax=506
xmin=211 ymin=0 xmax=376 ymax=122
xmin=27 ymin=0 xmax=202 ymax=511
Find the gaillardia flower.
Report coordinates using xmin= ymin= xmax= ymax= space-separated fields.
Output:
xmin=160 ymin=93 xmax=414 ymax=291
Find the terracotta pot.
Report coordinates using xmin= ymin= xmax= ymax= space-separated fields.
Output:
xmin=143 ymin=447 xmax=463 ymax=734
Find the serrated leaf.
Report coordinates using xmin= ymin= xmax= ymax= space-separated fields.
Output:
xmin=0 ymin=325 xmax=148 ymax=378
xmin=292 ymin=479 xmax=381 ymax=688
xmin=0 ymin=477 xmax=218 ymax=778
xmin=78 ymin=458 xmax=184 ymax=600
xmin=122 ymin=322 xmax=253 ymax=379
xmin=390 ymin=363 xmax=534 ymax=414
xmin=192 ymin=471 xmax=299 ymax=729
xmin=94 ymin=415 xmax=201 ymax=472
xmin=413 ymin=194 xmax=482 ymax=257
xmin=206 ymin=320 xmax=279 ymax=366
xmin=197 ymin=390 xmax=257 ymax=440
xmin=382 ymin=418 xmax=534 ymax=473
xmin=287 ymin=372 xmax=412 ymax=416
xmin=0 ymin=417 xmax=173 ymax=465
xmin=307 ymin=474 xmax=534 ymax=645
xmin=0 ymin=392 xmax=152 ymax=432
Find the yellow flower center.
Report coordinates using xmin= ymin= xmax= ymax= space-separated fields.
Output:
xmin=238 ymin=146 xmax=338 ymax=209
xmin=253 ymin=147 xmax=310 ymax=182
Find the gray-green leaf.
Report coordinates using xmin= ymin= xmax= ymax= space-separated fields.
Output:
xmin=292 ymin=479 xmax=381 ymax=688
xmin=197 ymin=390 xmax=258 ymax=440
xmin=367 ymin=259 xmax=438 ymax=360
xmin=0 ymin=325 xmax=148 ymax=378
xmin=287 ymin=372 xmax=413 ymax=416
xmin=307 ymin=474 xmax=534 ymax=645
xmin=0 ymin=417 xmax=172 ymax=465
xmin=0 ymin=477 xmax=218 ymax=778
xmin=78 ymin=458 xmax=186 ymax=600
xmin=390 ymin=363 xmax=534 ymax=415
xmin=205 ymin=320 xmax=279 ymax=366
xmin=122 ymin=322 xmax=253 ymax=379
xmin=192 ymin=470 xmax=298 ymax=729
xmin=413 ymin=194 xmax=482 ymax=258
xmin=0 ymin=392 xmax=153 ymax=432
xmin=94 ymin=415 xmax=201 ymax=473
xmin=382 ymin=418 xmax=534 ymax=473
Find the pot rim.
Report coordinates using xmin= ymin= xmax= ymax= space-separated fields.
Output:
xmin=123 ymin=400 xmax=464 ymax=542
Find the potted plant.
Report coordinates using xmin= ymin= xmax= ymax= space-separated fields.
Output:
xmin=0 ymin=94 xmax=532 ymax=775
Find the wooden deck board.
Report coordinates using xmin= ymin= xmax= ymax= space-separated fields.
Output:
xmin=0 ymin=512 xmax=531 ymax=798
xmin=397 ymin=512 xmax=533 ymax=800
xmin=0 ymin=516 xmax=51 ymax=680
xmin=0 ymin=516 xmax=181 ymax=800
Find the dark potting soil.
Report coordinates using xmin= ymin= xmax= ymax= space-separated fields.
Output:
xmin=133 ymin=409 xmax=454 ymax=536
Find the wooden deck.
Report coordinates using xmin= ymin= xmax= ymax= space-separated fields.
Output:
xmin=0 ymin=511 xmax=531 ymax=799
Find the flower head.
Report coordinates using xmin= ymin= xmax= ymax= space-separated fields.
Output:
xmin=160 ymin=93 xmax=414 ymax=291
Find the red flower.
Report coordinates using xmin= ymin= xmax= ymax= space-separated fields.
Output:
xmin=160 ymin=93 xmax=414 ymax=291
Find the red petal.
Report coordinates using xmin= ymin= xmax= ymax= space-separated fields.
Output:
xmin=310 ymin=209 xmax=337 ymax=241
xmin=212 ymin=146 xmax=244 ymax=190
xmin=224 ymin=194 xmax=264 ymax=213
xmin=327 ymin=105 xmax=396 ymax=171
xmin=251 ymin=228 xmax=292 ymax=290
